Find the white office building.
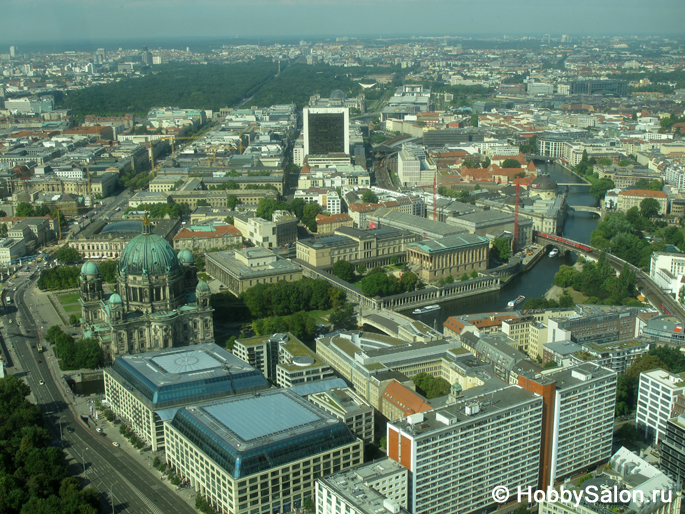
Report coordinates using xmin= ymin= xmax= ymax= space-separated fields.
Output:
xmin=104 ymin=343 xmax=269 ymax=451
xmin=386 ymin=385 xmax=543 ymax=514
xmin=665 ymin=164 xmax=685 ymax=192
xmin=164 ymin=389 xmax=363 ymax=514
xmin=650 ymin=252 xmax=685 ymax=296
xmin=636 ymin=369 xmax=685 ymax=444
xmin=316 ymin=458 xmax=409 ymax=514
xmin=397 ymin=144 xmax=436 ymax=188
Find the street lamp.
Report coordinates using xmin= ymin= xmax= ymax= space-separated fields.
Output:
xmin=105 ymin=481 xmax=117 ymax=514
xmin=79 ymin=447 xmax=88 ymax=476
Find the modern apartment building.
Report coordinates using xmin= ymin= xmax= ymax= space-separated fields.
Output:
xmin=518 ymin=363 xmax=617 ymax=489
xmin=540 ymin=447 xmax=680 ymax=514
xmin=315 ymin=331 xmax=460 ymax=407
xmin=650 ymin=252 xmax=685 ymax=296
xmin=307 ymin=387 xmax=374 ymax=443
xmin=233 ymin=332 xmax=335 ymax=388
xmin=103 ymin=343 xmax=269 ymax=450
xmin=547 ymin=307 xmax=639 ymax=346
xmin=386 ymin=385 xmax=543 ymax=514
xmin=661 ymin=415 xmax=685 ymax=481
xmin=636 ymin=369 xmax=685 ymax=444
xmin=164 ymin=390 xmax=363 ymax=514
xmin=316 ymin=459 xmax=409 ymax=514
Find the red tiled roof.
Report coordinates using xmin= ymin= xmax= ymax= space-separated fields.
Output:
xmin=382 ymin=380 xmax=433 ymax=416
xmin=173 ymin=225 xmax=241 ymax=240
xmin=348 ymin=202 xmax=380 ymax=213
xmin=316 ymin=213 xmax=353 ymax=225
xmin=618 ymin=189 xmax=667 ymax=198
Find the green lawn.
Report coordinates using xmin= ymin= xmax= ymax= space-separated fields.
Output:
xmin=62 ymin=304 xmax=82 ymax=313
xmin=307 ymin=309 xmax=334 ymax=325
xmin=58 ymin=293 xmax=80 ymax=305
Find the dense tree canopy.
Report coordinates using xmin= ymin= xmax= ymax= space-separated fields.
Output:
xmin=501 ymin=158 xmax=522 ymax=168
xmin=37 ymin=266 xmax=80 ymax=291
xmin=0 ymin=375 xmax=100 ymax=514
xmin=332 ymin=260 xmax=355 ymax=282
xmin=589 ymin=178 xmax=615 ymax=199
xmin=54 ymin=247 xmax=81 ymax=264
xmin=634 ymin=179 xmax=663 ymax=191
xmin=553 ymin=254 xmax=638 ymax=306
xmin=640 ymin=197 xmax=661 ymax=218
xmin=252 ymin=311 xmax=317 ymax=342
xmin=98 ymin=260 xmax=117 ymax=283
xmin=413 ymin=372 xmax=451 ymax=399
xmin=361 ymin=190 xmax=378 ymax=204
xmin=490 ymin=238 xmax=511 ymax=261
xmin=359 ymin=270 xmax=422 ymax=297
xmin=240 ymin=279 xmax=345 ymax=319
xmin=590 ymin=213 xmax=655 ymax=268
xmin=48 ymin=326 xmax=104 ymax=370
xmin=125 ymin=202 xmax=191 ymax=218
xmin=58 ymin=61 xmax=278 ymax=119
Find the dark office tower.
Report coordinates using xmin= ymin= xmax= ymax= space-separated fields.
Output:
xmin=303 ymin=107 xmax=349 ymax=156
xmin=142 ymin=46 xmax=152 ymax=65
xmin=570 ymin=80 xmax=628 ymax=97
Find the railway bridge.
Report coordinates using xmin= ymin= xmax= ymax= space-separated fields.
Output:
xmin=534 ymin=232 xmax=685 ymax=320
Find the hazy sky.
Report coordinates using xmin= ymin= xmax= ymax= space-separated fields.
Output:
xmin=3 ymin=0 xmax=684 ymax=44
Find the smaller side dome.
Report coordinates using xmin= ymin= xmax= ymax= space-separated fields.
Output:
xmin=81 ymin=261 xmax=100 ymax=276
xmin=109 ymin=293 xmax=123 ymax=304
xmin=196 ymin=280 xmax=210 ymax=293
xmin=178 ymin=249 xmax=194 ymax=264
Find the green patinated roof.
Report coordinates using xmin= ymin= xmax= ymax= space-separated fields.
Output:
xmin=81 ymin=261 xmax=100 ymax=276
xmin=178 ymin=249 xmax=194 ymax=264
xmin=119 ymin=232 xmax=180 ymax=276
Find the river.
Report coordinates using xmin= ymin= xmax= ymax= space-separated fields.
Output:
xmin=405 ymin=162 xmax=601 ymax=327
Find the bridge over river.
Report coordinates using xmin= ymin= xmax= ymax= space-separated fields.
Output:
xmin=535 ymin=232 xmax=685 ymax=320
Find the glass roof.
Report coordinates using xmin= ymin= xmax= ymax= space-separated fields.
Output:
xmin=101 ymin=221 xmax=142 ymax=234
xmin=203 ymin=394 xmax=321 ymax=441
xmin=152 ymin=350 xmax=222 ymax=374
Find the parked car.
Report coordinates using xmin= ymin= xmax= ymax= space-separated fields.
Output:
xmin=112 ymin=442 xmax=120 ymax=447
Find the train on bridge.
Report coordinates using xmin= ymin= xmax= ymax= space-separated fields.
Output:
xmin=536 ymin=232 xmax=594 ymax=253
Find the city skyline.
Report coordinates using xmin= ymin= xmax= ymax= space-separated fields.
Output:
xmin=3 ymin=0 xmax=684 ymax=44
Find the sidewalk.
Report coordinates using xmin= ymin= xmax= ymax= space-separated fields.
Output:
xmin=81 ymin=400 xmax=199 ymax=508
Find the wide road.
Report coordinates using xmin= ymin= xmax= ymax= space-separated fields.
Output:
xmin=5 ymin=275 xmax=196 ymax=514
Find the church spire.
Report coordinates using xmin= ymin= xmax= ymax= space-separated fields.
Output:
xmin=142 ymin=212 xmax=151 ymax=234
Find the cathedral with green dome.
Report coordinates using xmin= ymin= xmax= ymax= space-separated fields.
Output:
xmin=79 ymin=217 xmax=214 ymax=363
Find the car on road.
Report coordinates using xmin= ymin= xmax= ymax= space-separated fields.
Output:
xmin=37 ymin=360 xmax=41 ymax=364
xmin=39 ymin=380 xmax=44 ymax=385
xmin=96 ymin=427 xmax=103 ymax=433
xmin=66 ymin=427 xmax=74 ymax=433
xmin=112 ymin=442 xmax=120 ymax=447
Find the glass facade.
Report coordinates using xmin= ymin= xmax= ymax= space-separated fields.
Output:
xmin=111 ymin=359 xmax=269 ymax=409
xmin=171 ymin=408 xmax=357 ymax=479
xmin=307 ymin=113 xmax=345 ymax=155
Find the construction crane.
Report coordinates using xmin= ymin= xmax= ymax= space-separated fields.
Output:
xmin=86 ymin=163 xmax=92 ymax=206
xmin=433 ymin=173 xmax=437 ymax=222
xmin=514 ymin=177 xmax=520 ymax=254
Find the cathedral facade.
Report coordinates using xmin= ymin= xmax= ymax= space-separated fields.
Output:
xmin=80 ymin=217 xmax=214 ymax=363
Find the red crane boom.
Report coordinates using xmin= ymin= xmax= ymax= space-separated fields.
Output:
xmin=514 ymin=178 xmax=520 ymax=253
